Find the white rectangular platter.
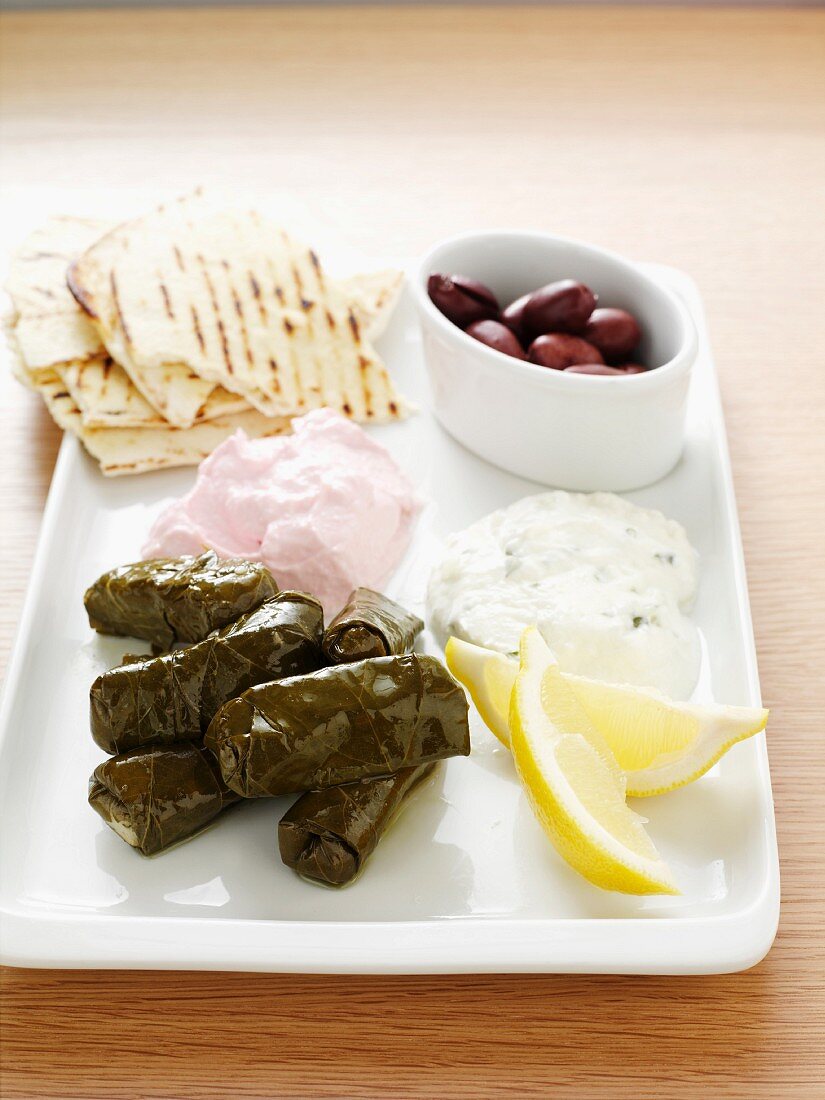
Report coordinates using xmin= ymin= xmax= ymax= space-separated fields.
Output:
xmin=0 ymin=260 xmax=779 ymax=974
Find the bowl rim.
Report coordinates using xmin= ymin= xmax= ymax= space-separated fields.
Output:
xmin=412 ymin=229 xmax=697 ymax=388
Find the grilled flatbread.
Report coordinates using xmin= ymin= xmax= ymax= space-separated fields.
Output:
xmin=5 ymin=217 xmax=108 ymax=380
xmin=4 ymin=216 xmax=111 ymax=316
xmin=57 ymin=355 xmax=254 ymax=429
xmin=12 ymin=307 xmax=103 ymax=372
xmin=5 ymin=216 xmax=250 ymax=428
xmin=3 ymin=310 xmax=169 ymax=428
xmin=33 ymin=371 xmax=291 ymax=477
xmin=337 ymin=269 xmax=404 ymax=340
xmin=57 ymin=355 xmax=171 ymax=428
xmin=68 ymin=193 xmax=410 ymax=424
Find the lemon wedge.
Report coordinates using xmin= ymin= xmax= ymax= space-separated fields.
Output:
xmin=561 ymin=676 xmax=767 ymax=797
xmin=510 ymin=628 xmax=678 ymax=894
xmin=445 ymin=636 xmax=516 ymax=746
xmin=446 ymin=636 xmax=768 ymax=797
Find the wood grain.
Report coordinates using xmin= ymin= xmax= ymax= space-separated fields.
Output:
xmin=1 ymin=6 xmax=824 ymax=1098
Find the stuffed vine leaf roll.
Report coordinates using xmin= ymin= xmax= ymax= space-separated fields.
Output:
xmin=278 ymin=763 xmax=436 ymax=886
xmin=84 ymin=550 xmax=278 ymax=652
xmin=322 ymin=588 xmax=423 ymax=663
xmin=90 ymin=591 xmax=324 ymax=754
xmin=88 ymin=742 xmax=241 ymax=856
xmin=205 ymin=654 xmax=470 ymax=798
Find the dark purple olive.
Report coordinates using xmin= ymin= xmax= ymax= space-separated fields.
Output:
xmin=581 ymin=308 xmax=642 ymax=362
xmin=527 ymin=333 xmax=604 ymax=371
xmin=564 ymin=364 xmax=630 ymax=376
xmin=501 ymin=293 xmax=532 ymax=340
xmin=466 ymin=320 xmax=526 ymax=360
xmin=522 ymin=280 xmax=597 ymax=337
xmin=427 ymin=273 xmax=499 ymax=328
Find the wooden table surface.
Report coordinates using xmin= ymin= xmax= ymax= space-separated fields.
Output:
xmin=1 ymin=5 xmax=824 ymax=1097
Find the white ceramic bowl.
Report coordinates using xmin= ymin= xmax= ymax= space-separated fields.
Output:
xmin=413 ymin=231 xmax=697 ymax=491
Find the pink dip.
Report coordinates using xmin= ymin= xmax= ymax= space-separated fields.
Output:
xmin=142 ymin=408 xmax=422 ymax=614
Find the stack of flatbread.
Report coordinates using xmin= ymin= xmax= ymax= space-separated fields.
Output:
xmin=4 ymin=193 xmax=406 ymax=475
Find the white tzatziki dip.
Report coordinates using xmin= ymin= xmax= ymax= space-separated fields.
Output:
xmin=427 ymin=491 xmax=700 ymax=699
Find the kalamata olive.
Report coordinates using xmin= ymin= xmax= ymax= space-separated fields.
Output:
xmin=522 ymin=280 xmax=597 ymax=337
xmin=466 ymin=320 xmax=526 ymax=360
xmin=564 ymin=364 xmax=630 ymax=376
xmin=427 ymin=273 xmax=499 ymax=328
xmin=527 ymin=333 xmax=604 ymax=371
xmin=501 ymin=293 xmax=532 ymax=340
xmin=581 ymin=308 xmax=642 ymax=362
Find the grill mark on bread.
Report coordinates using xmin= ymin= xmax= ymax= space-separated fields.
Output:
xmin=287 ymin=232 xmax=318 ymax=397
xmin=218 ymin=255 xmax=254 ymax=369
xmin=173 ymin=246 xmax=186 ymax=273
xmin=190 ymin=305 xmax=206 ymax=353
xmin=287 ymin=238 xmax=325 ymax=408
xmin=196 ymin=253 xmax=233 ymax=375
xmin=294 ymin=243 xmax=335 ymax=413
xmin=215 ymin=250 xmax=270 ymax=407
xmin=66 ymin=261 xmax=98 ymax=318
xmin=264 ymin=254 xmax=298 ymax=408
xmin=249 ymin=274 xmax=268 ymax=324
xmin=358 ymin=353 xmax=374 ymax=415
xmin=306 ymin=265 xmax=327 ymax=409
xmin=321 ymin=268 xmax=353 ymax=412
xmin=347 ymin=310 xmax=361 ymax=344
xmin=159 ymin=282 xmax=175 ymax=321
xmin=292 ymin=264 xmax=304 ymax=296
xmin=228 ymin=277 xmax=255 ymax=368
xmin=267 ymin=358 xmax=281 ymax=393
